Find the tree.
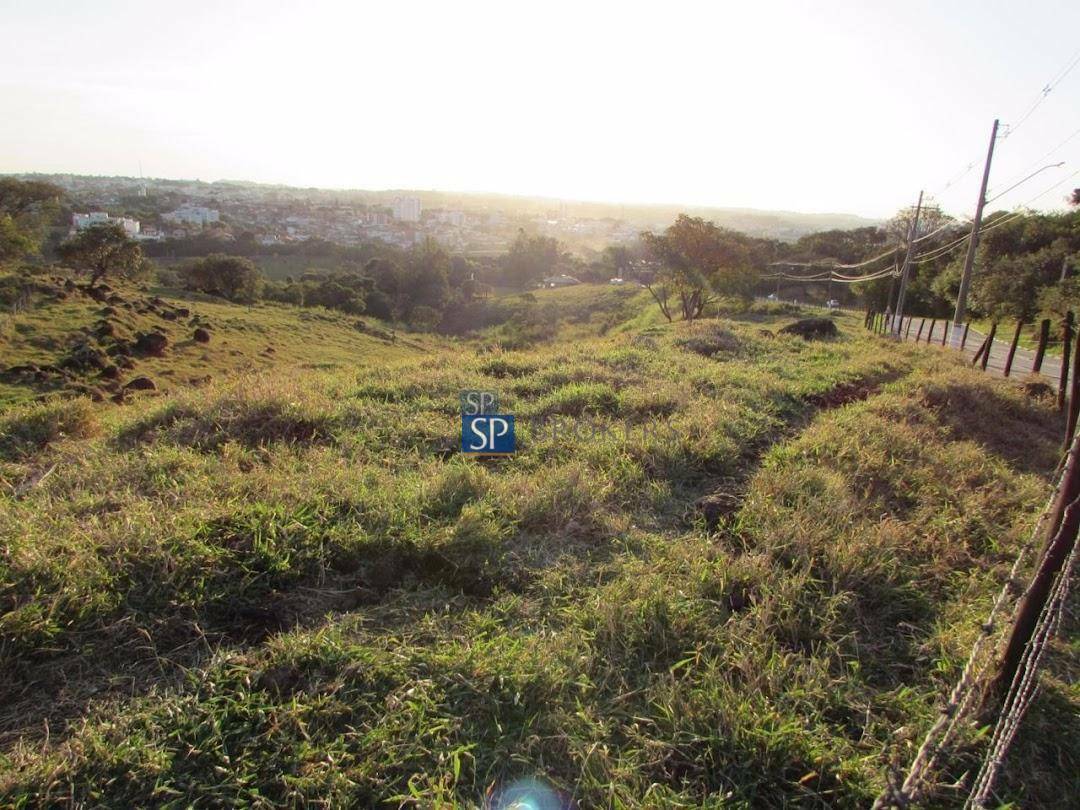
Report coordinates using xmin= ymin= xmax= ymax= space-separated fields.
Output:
xmin=640 ymin=215 xmax=759 ymax=321
xmin=58 ymin=222 xmax=145 ymax=286
xmin=183 ymin=254 xmax=262 ymax=302
xmin=404 ymin=239 xmax=451 ymax=314
xmin=0 ymin=177 xmax=62 ymax=261
xmin=503 ymin=229 xmax=562 ymax=288
xmin=1071 ymin=188 xmax=1080 ymax=207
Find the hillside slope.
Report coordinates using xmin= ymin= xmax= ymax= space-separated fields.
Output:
xmin=0 ymin=289 xmax=1075 ymax=807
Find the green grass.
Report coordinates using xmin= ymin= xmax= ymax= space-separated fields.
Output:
xmin=0 ymin=287 xmax=1075 ymax=807
xmin=0 ymin=275 xmax=422 ymax=406
xmin=969 ymin=317 xmax=1064 ymax=357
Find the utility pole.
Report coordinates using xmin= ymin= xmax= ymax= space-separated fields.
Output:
xmin=892 ymin=189 xmax=924 ymax=335
xmin=951 ymin=118 xmax=999 ymax=346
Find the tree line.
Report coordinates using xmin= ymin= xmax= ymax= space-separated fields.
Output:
xmin=3 ymin=176 xmax=1079 ymax=330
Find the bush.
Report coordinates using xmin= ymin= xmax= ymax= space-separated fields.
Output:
xmin=183 ymin=254 xmax=262 ymax=303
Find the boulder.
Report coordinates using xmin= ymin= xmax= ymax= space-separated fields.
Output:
xmin=778 ymin=318 xmax=838 ymax=340
xmin=134 ymin=331 xmax=168 ymax=356
xmin=62 ymin=342 xmax=109 ymax=371
xmin=124 ymin=376 xmax=156 ymax=391
xmin=193 ymin=327 xmax=211 ymax=343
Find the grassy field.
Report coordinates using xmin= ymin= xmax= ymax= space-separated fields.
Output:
xmin=0 ymin=280 xmax=1076 ymax=807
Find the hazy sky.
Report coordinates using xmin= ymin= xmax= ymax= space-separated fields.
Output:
xmin=2 ymin=0 xmax=1079 ymax=218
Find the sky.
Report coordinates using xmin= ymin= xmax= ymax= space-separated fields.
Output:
xmin=1 ymin=0 xmax=1079 ymax=219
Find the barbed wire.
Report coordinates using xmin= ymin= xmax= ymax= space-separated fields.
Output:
xmin=871 ymin=432 xmax=1079 ymax=809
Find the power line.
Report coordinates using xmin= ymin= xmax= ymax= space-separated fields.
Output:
xmin=985 ymin=161 xmax=1066 ymax=204
xmin=988 ymin=123 xmax=1080 ymax=196
xmin=1001 ymin=46 xmax=1080 ymax=141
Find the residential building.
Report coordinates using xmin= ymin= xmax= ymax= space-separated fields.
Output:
xmin=391 ymin=196 xmax=421 ymax=223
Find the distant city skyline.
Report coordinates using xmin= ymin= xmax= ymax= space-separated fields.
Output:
xmin=2 ymin=0 xmax=1079 ymax=219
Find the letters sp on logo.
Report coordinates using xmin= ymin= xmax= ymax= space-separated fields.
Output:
xmin=460 ymin=390 xmax=499 ymax=416
xmin=461 ymin=414 xmax=515 ymax=454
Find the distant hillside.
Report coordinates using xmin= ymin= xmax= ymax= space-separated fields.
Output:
xmin=10 ymin=173 xmax=879 ymax=241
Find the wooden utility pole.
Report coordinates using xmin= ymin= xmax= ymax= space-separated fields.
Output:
xmin=951 ymin=119 xmax=1000 ymax=347
xmin=893 ymin=191 xmax=923 ymax=336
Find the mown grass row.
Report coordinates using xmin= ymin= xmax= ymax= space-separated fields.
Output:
xmin=0 ymin=311 xmax=1072 ymax=807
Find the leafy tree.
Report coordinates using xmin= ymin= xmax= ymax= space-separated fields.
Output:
xmin=404 ymin=239 xmax=451 ymax=314
xmin=640 ymin=215 xmax=759 ymax=321
xmin=0 ymin=215 xmax=36 ymax=263
xmin=503 ymin=229 xmax=562 ymax=288
xmin=58 ymin=222 xmax=146 ymax=286
xmin=0 ymin=178 xmax=62 ymax=261
xmin=183 ymin=254 xmax=262 ymax=302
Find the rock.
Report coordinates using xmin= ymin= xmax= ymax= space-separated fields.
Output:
xmin=63 ymin=279 xmax=76 ymax=292
xmin=116 ymin=356 xmax=135 ymax=369
xmin=1 ymin=363 xmax=40 ymax=382
xmin=160 ymin=309 xmax=178 ymax=321
xmin=193 ymin=327 xmax=211 ymax=343
xmin=95 ymin=320 xmax=116 ymax=338
xmin=134 ymin=331 xmax=168 ymax=356
xmin=106 ymin=294 xmax=125 ymax=305
xmin=175 ymin=307 xmax=190 ymax=317
xmin=695 ymin=491 xmax=742 ymax=530
xmin=100 ymin=364 xmax=120 ymax=379
xmin=62 ymin=342 xmax=109 ymax=371
xmin=87 ymin=286 xmax=108 ymax=302
xmin=99 ymin=306 xmax=118 ymax=317
xmin=124 ymin=376 xmax=156 ymax=391
xmin=778 ymin=318 xmax=839 ymax=340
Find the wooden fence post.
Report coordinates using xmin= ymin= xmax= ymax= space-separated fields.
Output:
xmin=941 ymin=321 xmax=948 ymax=346
xmin=961 ymin=322 xmax=971 ymax=351
xmin=995 ymin=432 xmax=1080 ymax=696
xmin=1066 ymin=327 xmax=1080 ymax=450
xmin=904 ymin=316 xmax=913 ymax=340
xmin=927 ymin=319 xmax=936 ymax=343
xmin=1003 ymin=319 xmax=1024 ymax=377
xmin=972 ymin=335 xmax=989 ymax=366
xmin=916 ymin=319 xmax=926 ymax=342
xmin=1058 ymin=312 xmax=1074 ymax=411
xmin=1033 ymin=318 xmax=1051 ymax=374
xmin=981 ymin=321 xmax=997 ymax=371
xmin=864 ymin=309 xmax=873 ymax=329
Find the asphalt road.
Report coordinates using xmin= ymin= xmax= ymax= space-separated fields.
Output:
xmin=894 ymin=316 xmax=1068 ymax=382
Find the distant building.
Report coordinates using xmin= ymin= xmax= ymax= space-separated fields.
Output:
xmin=391 ymin=196 xmax=421 ymax=223
xmin=71 ymin=211 xmax=140 ymax=237
xmin=163 ymin=206 xmax=220 ymax=226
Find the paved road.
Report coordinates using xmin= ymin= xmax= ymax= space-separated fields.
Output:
xmin=892 ymin=316 xmax=1068 ymax=382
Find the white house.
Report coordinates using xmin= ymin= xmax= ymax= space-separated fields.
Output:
xmin=71 ymin=212 xmax=140 ymax=237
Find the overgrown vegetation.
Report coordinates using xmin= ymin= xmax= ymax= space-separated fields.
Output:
xmin=0 ymin=284 xmax=1074 ymax=807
